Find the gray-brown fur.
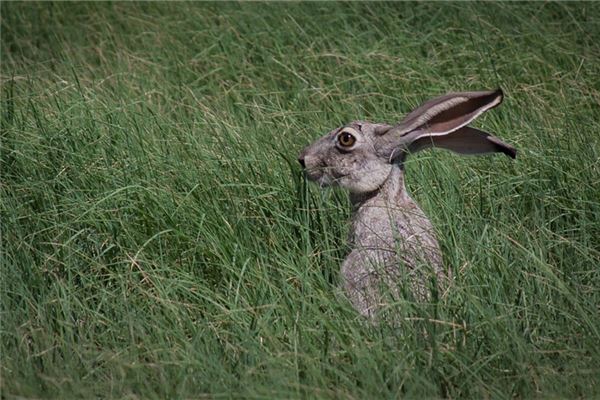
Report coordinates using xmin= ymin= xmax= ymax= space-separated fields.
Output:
xmin=298 ymin=89 xmax=516 ymax=320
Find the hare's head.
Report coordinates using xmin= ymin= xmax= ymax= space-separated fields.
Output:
xmin=297 ymin=121 xmax=395 ymax=193
xmin=298 ymin=89 xmax=516 ymax=194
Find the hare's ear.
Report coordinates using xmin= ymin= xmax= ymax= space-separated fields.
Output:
xmin=409 ymin=126 xmax=517 ymax=158
xmin=393 ymin=89 xmax=503 ymax=137
xmin=378 ymin=89 xmax=515 ymax=160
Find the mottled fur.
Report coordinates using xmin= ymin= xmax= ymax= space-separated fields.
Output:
xmin=298 ymin=90 xmax=516 ymax=320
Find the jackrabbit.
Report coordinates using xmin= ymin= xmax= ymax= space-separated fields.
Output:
xmin=298 ymin=89 xmax=516 ymax=320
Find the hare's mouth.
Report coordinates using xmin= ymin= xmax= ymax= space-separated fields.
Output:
xmin=304 ymin=168 xmax=349 ymax=187
xmin=303 ymin=168 xmax=324 ymax=182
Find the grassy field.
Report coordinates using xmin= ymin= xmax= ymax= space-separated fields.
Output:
xmin=2 ymin=2 xmax=600 ymax=398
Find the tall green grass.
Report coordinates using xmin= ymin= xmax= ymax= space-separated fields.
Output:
xmin=2 ymin=2 xmax=599 ymax=398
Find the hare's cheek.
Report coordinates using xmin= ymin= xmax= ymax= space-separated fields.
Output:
xmin=347 ymin=162 xmax=392 ymax=193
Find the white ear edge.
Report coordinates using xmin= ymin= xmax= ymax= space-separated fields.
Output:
xmin=398 ymin=97 xmax=467 ymax=136
xmin=409 ymin=93 xmax=503 ymax=138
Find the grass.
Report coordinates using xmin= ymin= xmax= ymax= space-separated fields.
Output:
xmin=1 ymin=2 xmax=599 ymax=398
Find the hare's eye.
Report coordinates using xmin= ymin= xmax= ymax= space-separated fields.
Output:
xmin=338 ymin=132 xmax=356 ymax=147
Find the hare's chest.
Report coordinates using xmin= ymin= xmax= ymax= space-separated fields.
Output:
xmin=350 ymin=199 xmax=435 ymax=248
xmin=350 ymin=207 xmax=410 ymax=248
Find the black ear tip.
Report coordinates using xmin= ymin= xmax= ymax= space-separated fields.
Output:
xmin=495 ymin=87 xmax=504 ymax=100
xmin=487 ymin=135 xmax=516 ymax=159
xmin=503 ymin=146 xmax=517 ymax=159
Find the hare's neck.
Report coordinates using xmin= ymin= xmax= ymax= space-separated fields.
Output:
xmin=349 ymin=165 xmax=409 ymax=210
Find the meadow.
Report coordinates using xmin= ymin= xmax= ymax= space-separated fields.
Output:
xmin=1 ymin=2 xmax=599 ymax=398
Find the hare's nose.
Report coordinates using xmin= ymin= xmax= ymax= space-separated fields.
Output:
xmin=298 ymin=156 xmax=306 ymax=168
